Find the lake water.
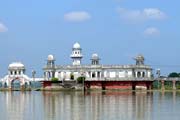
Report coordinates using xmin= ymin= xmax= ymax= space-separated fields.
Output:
xmin=0 ymin=91 xmax=180 ymax=120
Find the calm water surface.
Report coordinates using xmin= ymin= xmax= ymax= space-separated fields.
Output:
xmin=0 ymin=91 xmax=180 ymax=120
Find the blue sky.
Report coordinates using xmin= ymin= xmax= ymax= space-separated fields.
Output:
xmin=0 ymin=0 xmax=180 ymax=77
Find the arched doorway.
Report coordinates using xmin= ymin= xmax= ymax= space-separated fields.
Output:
xmin=11 ymin=79 xmax=21 ymax=90
xmin=137 ymin=72 xmax=141 ymax=78
xmin=4 ymin=82 xmax=7 ymax=88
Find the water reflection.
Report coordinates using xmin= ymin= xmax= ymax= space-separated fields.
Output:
xmin=0 ymin=91 xmax=180 ymax=120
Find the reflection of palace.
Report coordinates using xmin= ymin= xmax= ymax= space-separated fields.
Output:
xmin=42 ymin=91 xmax=153 ymax=120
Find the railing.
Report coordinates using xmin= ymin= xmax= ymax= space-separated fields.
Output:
xmin=85 ymin=77 xmax=153 ymax=81
xmin=44 ymin=64 xmax=152 ymax=69
xmin=155 ymin=77 xmax=180 ymax=81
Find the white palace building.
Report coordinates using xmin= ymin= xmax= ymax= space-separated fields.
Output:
xmin=0 ymin=42 xmax=153 ymax=89
xmin=43 ymin=42 xmax=153 ymax=82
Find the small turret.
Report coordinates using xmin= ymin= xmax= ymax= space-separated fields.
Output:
xmin=46 ymin=54 xmax=56 ymax=79
xmin=47 ymin=54 xmax=55 ymax=67
xmin=91 ymin=53 xmax=100 ymax=65
xmin=134 ymin=54 xmax=145 ymax=65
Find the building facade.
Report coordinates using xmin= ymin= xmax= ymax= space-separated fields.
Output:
xmin=43 ymin=43 xmax=153 ymax=90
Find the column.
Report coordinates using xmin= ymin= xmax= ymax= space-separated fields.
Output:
xmin=141 ymin=72 xmax=143 ymax=78
xmin=173 ymin=80 xmax=176 ymax=90
xmin=95 ymin=72 xmax=98 ymax=78
xmin=58 ymin=72 xmax=61 ymax=80
xmin=116 ymin=71 xmax=119 ymax=78
xmin=46 ymin=72 xmax=48 ymax=80
xmin=100 ymin=72 xmax=102 ymax=78
xmin=135 ymin=72 xmax=138 ymax=78
xmin=145 ymin=71 xmax=148 ymax=77
xmin=161 ymin=80 xmax=165 ymax=91
xmin=90 ymin=72 xmax=92 ymax=78
xmin=107 ymin=72 xmax=109 ymax=78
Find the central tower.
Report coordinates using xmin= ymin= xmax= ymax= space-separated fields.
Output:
xmin=70 ymin=42 xmax=83 ymax=66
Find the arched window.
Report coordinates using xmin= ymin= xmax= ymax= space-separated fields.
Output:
xmin=142 ymin=72 xmax=145 ymax=77
xmin=137 ymin=72 xmax=141 ymax=78
xmin=92 ymin=72 xmax=96 ymax=78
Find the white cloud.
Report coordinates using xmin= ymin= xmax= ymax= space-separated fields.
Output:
xmin=0 ymin=22 xmax=8 ymax=32
xmin=144 ymin=27 xmax=160 ymax=36
xmin=64 ymin=11 xmax=91 ymax=22
xmin=117 ymin=8 xmax=167 ymax=23
xmin=143 ymin=8 xmax=166 ymax=20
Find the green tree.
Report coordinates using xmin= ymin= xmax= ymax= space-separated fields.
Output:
xmin=168 ymin=72 xmax=180 ymax=77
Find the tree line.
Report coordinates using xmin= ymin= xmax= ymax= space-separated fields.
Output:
xmin=168 ymin=72 xmax=180 ymax=77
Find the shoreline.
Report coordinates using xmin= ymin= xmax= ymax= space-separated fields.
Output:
xmin=1 ymin=87 xmax=180 ymax=92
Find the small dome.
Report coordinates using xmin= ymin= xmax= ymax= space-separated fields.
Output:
xmin=47 ymin=54 xmax=54 ymax=61
xmin=73 ymin=42 xmax=81 ymax=49
xmin=8 ymin=62 xmax=25 ymax=69
xmin=92 ymin=53 xmax=99 ymax=59
xmin=136 ymin=54 xmax=144 ymax=60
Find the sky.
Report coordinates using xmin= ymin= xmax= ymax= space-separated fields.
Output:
xmin=0 ymin=0 xmax=180 ymax=77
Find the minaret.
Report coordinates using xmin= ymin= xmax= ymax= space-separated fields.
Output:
xmin=70 ymin=42 xmax=83 ymax=66
xmin=46 ymin=54 xmax=56 ymax=79
xmin=47 ymin=54 xmax=55 ymax=67
xmin=91 ymin=53 xmax=100 ymax=65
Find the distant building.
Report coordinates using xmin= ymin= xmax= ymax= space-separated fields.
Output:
xmin=0 ymin=62 xmax=43 ymax=88
xmin=1 ymin=62 xmax=31 ymax=88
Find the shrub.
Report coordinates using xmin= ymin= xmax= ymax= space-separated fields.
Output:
xmin=51 ymin=77 xmax=59 ymax=82
xmin=77 ymin=76 xmax=85 ymax=84
xmin=70 ymin=73 xmax=74 ymax=80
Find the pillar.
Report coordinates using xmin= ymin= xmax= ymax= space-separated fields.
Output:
xmin=116 ymin=71 xmax=119 ymax=78
xmin=100 ymin=72 xmax=102 ymax=78
xmin=90 ymin=72 xmax=92 ymax=78
xmin=173 ymin=80 xmax=176 ymax=90
xmin=141 ymin=71 xmax=143 ymax=78
xmin=135 ymin=72 xmax=138 ymax=78
xmin=95 ymin=72 xmax=98 ymax=78
xmin=46 ymin=72 xmax=49 ymax=80
xmin=161 ymin=80 xmax=165 ymax=91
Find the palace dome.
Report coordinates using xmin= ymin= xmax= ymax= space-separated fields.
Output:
xmin=73 ymin=42 xmax=81 ymax=49
xmin=92 ymin=53 xmax=99 ymax=60
xmin=47 ymin=54 xmax=55 ymax=61
xmin=8 ymin=62 xmax=25 ymax=69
